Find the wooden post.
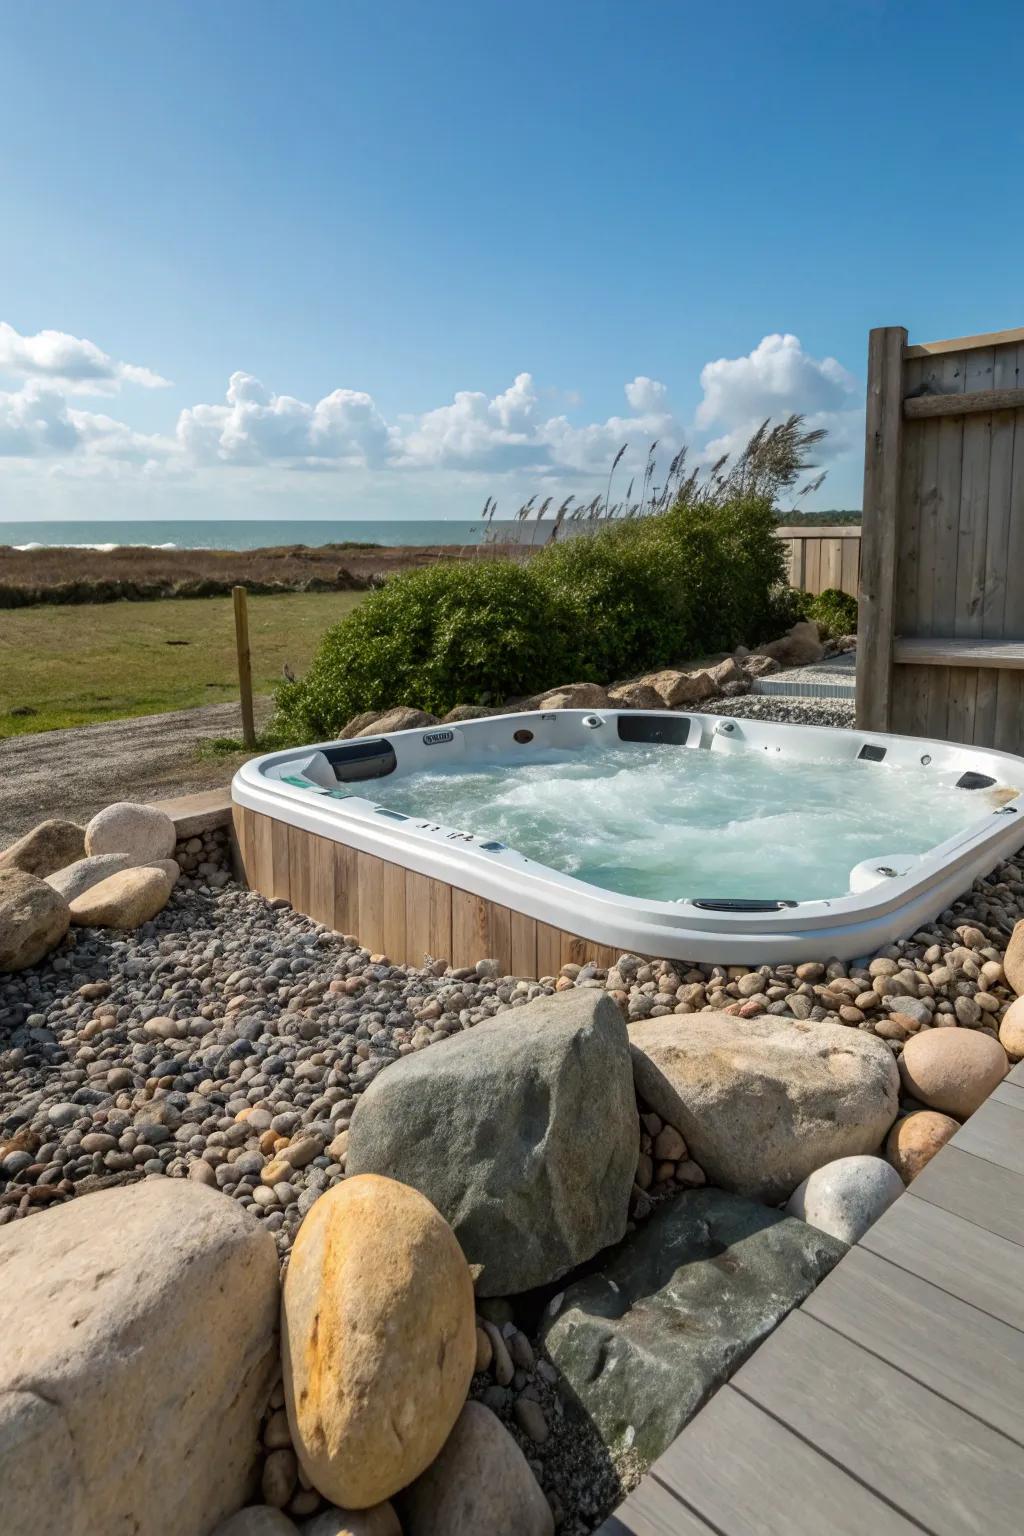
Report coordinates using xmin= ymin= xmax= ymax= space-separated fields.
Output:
xmin=856 ymin=326 xmax=907 ymax=733
xmin=232 ymin=585 xmax=256 ymax=748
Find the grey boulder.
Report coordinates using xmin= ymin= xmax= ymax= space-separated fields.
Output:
xmin=398 ymin=1402 xmax=553 ymax=1536
xmin=540 ymin=1188 xmax=845 ymax=1468
xmin=0 ymin=868 xmax=71 ymax=972
xmin=346 ymin=990 xmax=639 ymax=1295
xmin=46 ymin=851 xmax=133 ymax=903
xmin=629 ymin=1012 xmax=900 ymax=1202
xmin=0 ymin=1179 xmax=279 ymax=1536
xmin=786 ymin=1154 xmax=905 ymax=1243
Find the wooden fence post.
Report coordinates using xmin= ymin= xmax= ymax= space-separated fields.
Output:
xmin=856 ymin=325 xmax=907 ymax=733
xmin=232 ymin=585 xmax=256 ymax=749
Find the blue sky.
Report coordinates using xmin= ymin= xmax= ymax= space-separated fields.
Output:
xmin=1 ymin=0 xmax=1022 ymax=521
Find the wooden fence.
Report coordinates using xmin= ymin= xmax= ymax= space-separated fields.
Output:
xmin=776 ymin=525 xmax=861 ymax=597
xmin=856 ymin=324 xmax=1024 ymax=751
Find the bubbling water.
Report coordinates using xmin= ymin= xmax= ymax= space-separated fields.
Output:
xmin=368 ymin=743 xmax=985 ymax=903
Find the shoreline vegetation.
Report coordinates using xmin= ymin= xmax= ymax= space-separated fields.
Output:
xmin=0 ymin=511 xmax=858 ymax=609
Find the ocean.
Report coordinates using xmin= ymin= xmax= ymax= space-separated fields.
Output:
xmin=0 ymin=518 xmax=554 ymax=552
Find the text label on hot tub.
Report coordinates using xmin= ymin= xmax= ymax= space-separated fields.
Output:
xmin=422 ymin=730 xmax=455 ymax=745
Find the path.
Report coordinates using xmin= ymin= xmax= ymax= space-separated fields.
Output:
xmin=0 ymin=698 xmax=269 ymax=844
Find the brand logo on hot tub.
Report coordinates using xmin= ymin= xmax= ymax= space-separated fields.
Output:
xmin=422 ymin=729 xmax=455 ymax=745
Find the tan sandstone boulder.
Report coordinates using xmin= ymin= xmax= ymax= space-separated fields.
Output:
xmin=69 ymin=864 xmax=175 ymax=929
xmin=85 ymin=801 xmax=176 ymax=863
xmin=0 ymin=818 xmax=86 ymax=878
xmin=998 ymin=995 xmax=1024 ymax=1061
xmin=537 ymin=683 xmax=610 ymax=710
xmin=355 ymin=708 xmax=440 ymax=737
xmin=398 ymin=1402 xmax=553 ymax=1536
xmin=885 ymin=1110 xmax=960 ymax=1183
xmin=629 ymin=1012 xmax=900 ymax=1202
xmin=606 ymin=681 xmax=665 ymax=710
xmin=0 ymin=1180 xmax=279 ymax=1536
xmin=281 ymin=1175 xmax=476 ymax=1509
xmin=756 ymin=620 xmax=825 ymax=667
xmin=1004 ymin=918 xmax=1024 ymax=997
xmin=897 ymin=1029 xmax=1008 ymax=1118
xmin=639 ymin=669 xmax=718 ymax=707
xmin=0 ymin=868 xmax=71 ymax=971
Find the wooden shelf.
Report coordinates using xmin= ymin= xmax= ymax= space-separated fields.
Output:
xmin=893 ymin=638 xmax=1024 ymax=670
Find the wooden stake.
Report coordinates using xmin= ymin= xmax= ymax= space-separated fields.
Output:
xmin=232 ymin=585 xmax=256 ymax=748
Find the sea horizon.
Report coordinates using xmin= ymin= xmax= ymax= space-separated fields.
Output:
xmin=0 ymin=517 xmax=552 ymax=552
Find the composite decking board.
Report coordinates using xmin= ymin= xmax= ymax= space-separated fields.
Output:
xmin=800 ymin=1243 xmax=1024 ymax=1446
xmin=596 ymin=1477 xmax=715 ymax=1536
xmin=648 ymin=1383 xmax=919 ymax=1536
xmin=728 ymin=1310 xmax=1024 ymax=1535
xmin=947 ymin=1093 xmax=1024 ymax=1174
xmin=908 ymin=1143 xmax=1024 ymax=1247
xmin=988 ymin=1077 xmax=1024 ymax=1110
xmin=858 ymin=1191 xmax=1024 ymax=1331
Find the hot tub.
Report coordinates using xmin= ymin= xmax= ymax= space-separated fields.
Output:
xmin=231 ymin=709 xmax=1024 ymax=968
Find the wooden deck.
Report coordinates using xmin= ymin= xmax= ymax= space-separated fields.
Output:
xmin=600 ymin=1060 xmax=1024 ymax=1535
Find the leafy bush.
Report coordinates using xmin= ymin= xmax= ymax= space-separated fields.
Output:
xmin=269 ymin=561 xmax=556 ymax=742
xmin=808 ymin=587 xmax=858 ymax=637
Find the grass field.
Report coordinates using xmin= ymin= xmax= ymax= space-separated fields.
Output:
xmin=0 ymin=590 xmax=365 ymax=737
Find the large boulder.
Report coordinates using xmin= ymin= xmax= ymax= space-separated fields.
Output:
xmin=639 ymin=669 xmax=717 ymax=707
xmin=756 ymin=620 xmax=825 ymax=667
xmin=629 ymin=1012 xmax=900 ymax=1202
xmin=355 ymin=708 xmax=440 ymax=737
xmin=398 ymin=1403 xmax=553 ymax=1536
xmin=540 ymin=1189 xmax=844 ymax=1467
xmin=346 ymin=991 xmax=639 ymax=1294
xmin=0 ymin=868 xmax=71 ymax=971
xmin=0 ymin=818 xmax=85 ymax=878
xmin=0 ymin=1180 xmax=279 ymax=1536
xmin=69 ymin=864 xmax=175 ymax=929
xmin=885 ymin=1110 xmax=960 ymax=1183
xmin=46 ymin=852 xmax=133 ymax=903
xmin=784 ymin=1154 xmax=904 ymax=1243
xmin=281 ymin=1176 xmax=476 ymax=1509
xmin=536 ymin=682 xmax=610 ymax=711
xmin=897 ymin=1028 xmax=1008 ymax=1117
xmin=1005 ymin=919 xmax=1024 ymax=996
xmin=606 ymin=681 xmax=665 ymax=710
xmin=85 ymin=801 xmax=176 ymax=864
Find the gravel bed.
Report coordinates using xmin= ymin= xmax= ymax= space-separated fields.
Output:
xmin=706 ymin=694 xmax=856 ymax=728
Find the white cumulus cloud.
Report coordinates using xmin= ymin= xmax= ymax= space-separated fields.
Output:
xmin=0 ymin=321 xmax=171 ymax=393
xmin=176 ymin=371 xmax=394 ymax=469
xmin=695 ymin=333 xmax=861 ymax=467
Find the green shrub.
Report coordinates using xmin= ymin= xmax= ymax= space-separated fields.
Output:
xmin=808 ymin=587 xmax=858 ymax=637
xmin=269 ymin=560 xmax=557 ymax=742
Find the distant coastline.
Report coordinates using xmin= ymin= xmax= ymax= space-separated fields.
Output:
xmin=0 ymin=511 xmax=861 ymax=554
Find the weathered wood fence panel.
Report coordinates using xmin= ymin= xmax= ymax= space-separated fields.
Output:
xmin=776 ymin=525 xmax=861 ymax=597
xmin=856 ymin=324 xmax=1024 ymax=750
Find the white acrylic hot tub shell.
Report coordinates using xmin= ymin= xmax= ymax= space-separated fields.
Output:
xmin=231 ymin=709 xmax=1024 ymax=963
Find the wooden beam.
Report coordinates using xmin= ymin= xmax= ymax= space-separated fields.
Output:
xmin=774 ymin=525 xmax=861 ymax=538
xmin=904 ymin=386 xmax=1024 ymax=420
xmin=904 ymin=324 xmax=1024 ymax=359
xmin=856 ymin=326 xmax=907 ymax=732
xmin=893 ymin=638 xmax=1024 ymax=670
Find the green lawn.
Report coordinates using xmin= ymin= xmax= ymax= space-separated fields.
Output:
xmin=0 ymin=590 xmax=364 ymax=736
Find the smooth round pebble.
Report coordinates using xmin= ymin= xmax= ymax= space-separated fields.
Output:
xmin=885 ymin=1111 xmax=960 ymax=1183
xmin=785 ymin=1155 xmax=904 ymax=1244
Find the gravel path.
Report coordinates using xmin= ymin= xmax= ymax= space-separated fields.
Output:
xmin=0 ymin=699 xmax=271 ymax=844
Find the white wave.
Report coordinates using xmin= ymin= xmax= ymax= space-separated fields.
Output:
xmin=11 ymin=540 xmax=179 ymax=552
